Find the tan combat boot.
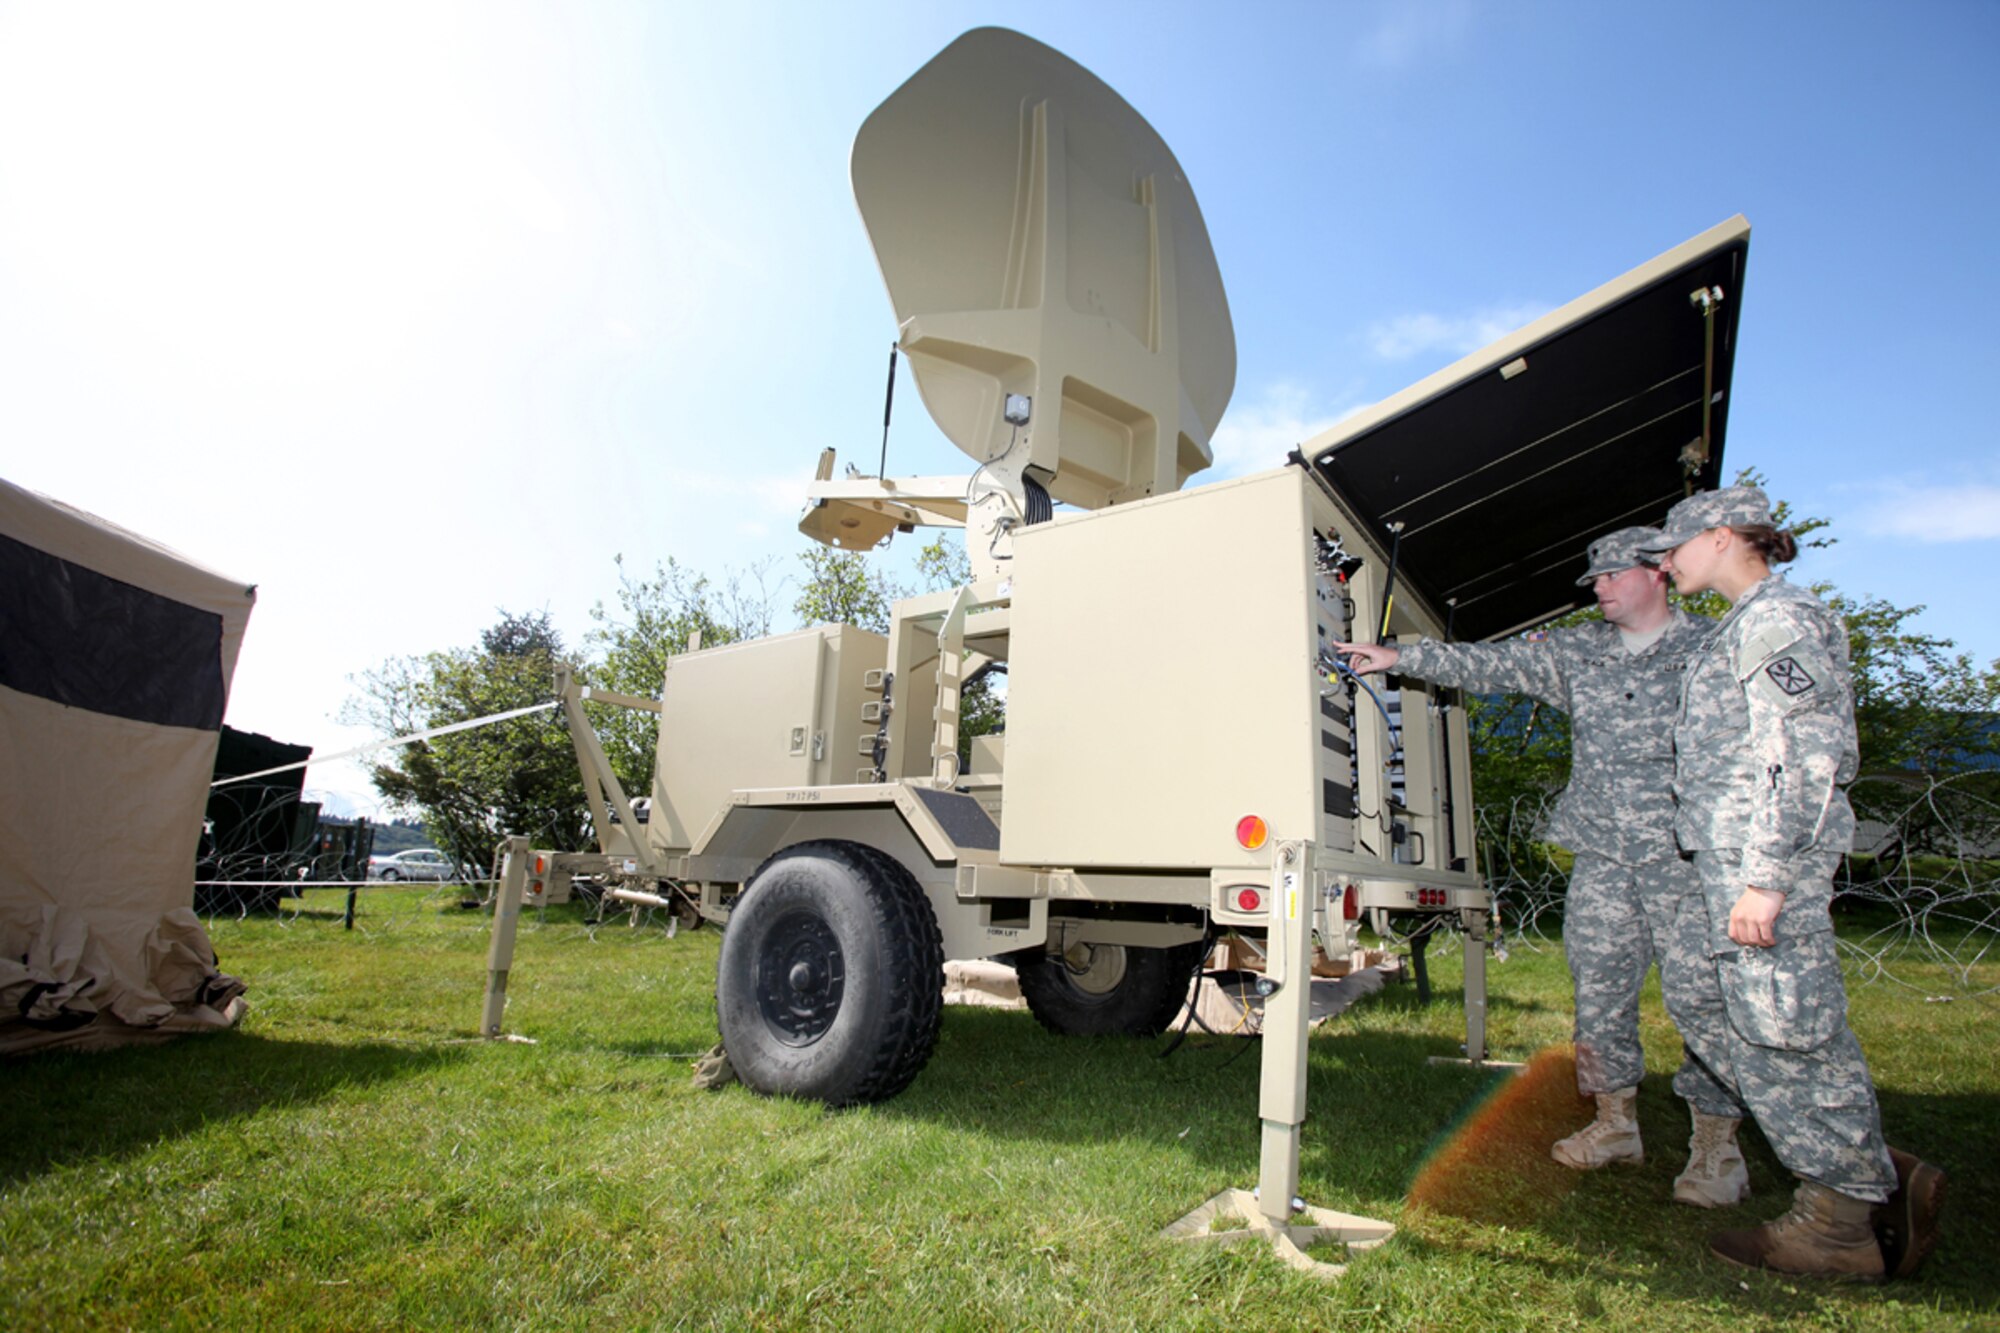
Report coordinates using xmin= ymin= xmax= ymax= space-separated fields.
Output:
xmin=1874 ymin=1147 xmax=1946 ymax=1279
xmin=1673 ymin=1112 xmax=1750 ymax=1208
xmin=1551 ymin=1087 xmax=1643 ymax=1169
xmin=1710 ymin=1180 xmax=1884 ymax=1281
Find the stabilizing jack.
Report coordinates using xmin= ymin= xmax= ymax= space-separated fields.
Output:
xmin=1423 ymin=908 xmax=1524 ymax=1071
xmin=1163 ymin=840 xmax=1394 ymax=1278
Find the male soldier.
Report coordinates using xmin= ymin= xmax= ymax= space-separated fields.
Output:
xmin=1333 ymin=527 xmax=1751 ymax=1205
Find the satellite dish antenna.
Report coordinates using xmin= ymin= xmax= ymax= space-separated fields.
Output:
xmin=850 ymin=27 xmax=1236 ymax=512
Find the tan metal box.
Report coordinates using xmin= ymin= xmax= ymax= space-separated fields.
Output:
xmin=1001 ymin=467 xmax=1351 ymax=870
xmin=648 ymin=625 xmax=889 ymax=854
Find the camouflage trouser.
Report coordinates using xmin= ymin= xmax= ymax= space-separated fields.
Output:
xmin=1564 ymin=853 xmax=1741 ymax=1114
xmin=1665 ymin=849 xmax=1896 ymax=1202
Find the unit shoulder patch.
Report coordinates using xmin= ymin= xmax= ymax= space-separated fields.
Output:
xmin=1764 ymin=656 xmax=1816 ymax=696
xmin=1738 ymin=621 xmax=1805 ymax=673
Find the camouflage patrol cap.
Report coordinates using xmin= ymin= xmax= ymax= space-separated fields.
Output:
xmin=1575 ymin=526 xmax=1664 ymax=585
xmin=1639 ymin=485 xmax=1776 ymax=553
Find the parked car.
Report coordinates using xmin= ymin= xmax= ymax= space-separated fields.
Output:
xmin=368 ymin=848 xmax=455 ymax=882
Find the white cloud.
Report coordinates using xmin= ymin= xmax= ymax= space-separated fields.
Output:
xmin=1364 ymin=304 xmax=1551 ymax=361
xmin=1858 ymin=484 xmax=2000 ymax=543
xmin=1207 ymin=383 xmax=1364 ymax=480
xmin=1356 ymin=0 xmax=1476 ymax=70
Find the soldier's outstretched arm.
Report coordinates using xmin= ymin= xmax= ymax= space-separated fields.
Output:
xmin=1328 ymin=639 xmax=1399 ymax=676
xmin=1387 ymin=634 xmax=1569 ymax=708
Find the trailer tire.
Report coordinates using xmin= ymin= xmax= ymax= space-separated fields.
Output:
xmin=716 ymin=840 xmax=944 ymax=1107
xmin=1013 ymin=940 xmax=1206 ymax=1037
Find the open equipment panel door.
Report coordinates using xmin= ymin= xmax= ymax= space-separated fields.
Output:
xmin=1298 ymin=215 xmax=1748 ymax=644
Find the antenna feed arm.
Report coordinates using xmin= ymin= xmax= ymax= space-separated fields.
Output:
xmin=797 ymin=454 xmax=975 ymax=551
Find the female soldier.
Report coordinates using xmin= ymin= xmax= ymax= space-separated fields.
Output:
xmin=1644 ymin=486 xmax=1943 ymax=1280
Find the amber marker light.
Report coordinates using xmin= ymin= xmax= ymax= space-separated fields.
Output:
xmin=1235 ymin=815 xmax=1268 ymax=850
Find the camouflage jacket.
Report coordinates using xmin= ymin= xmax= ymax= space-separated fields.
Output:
xmin=1672 ymin=573 xmax=1858 ymax=908
xmin=1395 ymin=611 xmax=1710 ymax=865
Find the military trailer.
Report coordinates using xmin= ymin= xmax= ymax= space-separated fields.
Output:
xmin=482 ymin=29 xmax=1744 ymax=1270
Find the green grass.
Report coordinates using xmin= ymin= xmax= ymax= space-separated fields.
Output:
xmin=3 ymin=890 xmax=1995 ymax=1330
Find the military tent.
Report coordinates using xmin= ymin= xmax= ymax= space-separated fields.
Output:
xmin=1 ymin=476 xmax=252 ymax=1054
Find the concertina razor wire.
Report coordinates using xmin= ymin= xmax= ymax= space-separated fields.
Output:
xmin=196 ymin=771 xmax=1998 ymax=998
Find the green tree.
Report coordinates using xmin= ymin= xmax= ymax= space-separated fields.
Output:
xmin=1835 ymin=594 xmax=2000 ymax=859
xmin=343 ymin=611 xmax=589 ymax=877
xmin=794 ymin=545 xmax=903 ymax=633
xmin=1836 ymin=594 xmax=2000 ymax=778
xmin=914 ymin=533 xmax=969 ymax=595
xmin=584 ymin=554 xmax=776 ymax=791
xmin=1461 ymin=690 xmax=1573 ymax=881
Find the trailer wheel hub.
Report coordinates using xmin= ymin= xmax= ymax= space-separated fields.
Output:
xmin=756 ymin=909 xmax=846 ymax=1046
xmin=1060 ymin=943 xmax=1128 ymax=996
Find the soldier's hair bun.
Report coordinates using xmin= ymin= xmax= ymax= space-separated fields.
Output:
xmin=1730 ymin=525 xmax=1798 ymax=564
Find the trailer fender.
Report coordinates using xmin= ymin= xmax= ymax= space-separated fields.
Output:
xmin=688 ymin=782 xmax=1042 ymax=960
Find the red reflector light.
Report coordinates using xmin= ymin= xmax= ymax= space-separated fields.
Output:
xmin=1235 ymin=815 xmax=1268 ymax=850
xmin=532 ymin=854 xmax=548 ymax=875
xmin=1342 ymin=883 xmax=1358 ymax=920
xmin=1235 ymin=888 xmax=1262 ymax=913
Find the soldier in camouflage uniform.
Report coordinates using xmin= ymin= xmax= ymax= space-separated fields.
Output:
xmin=1333 ymin=527 xmax=1749 ymax=1203
xmin=1644 ymin=486 xmax=1944 ymax=1280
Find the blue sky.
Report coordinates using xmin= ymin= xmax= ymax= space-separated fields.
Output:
xmin=2 ymin=2 xmax=1995 ymax=815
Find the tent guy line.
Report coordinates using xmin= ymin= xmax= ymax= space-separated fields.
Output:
xmin=209 ymin=700 xmax=560 ymax=788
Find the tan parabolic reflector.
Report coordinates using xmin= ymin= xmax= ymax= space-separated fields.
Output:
xmin=852 ymin=27 xmax=1236 ymax=510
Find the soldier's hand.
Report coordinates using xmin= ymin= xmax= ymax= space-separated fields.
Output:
xmin=1328 ymin=640 xmax=1400 ymax=676
xmin=1728 ymin=886 xmax=1785 ymax=948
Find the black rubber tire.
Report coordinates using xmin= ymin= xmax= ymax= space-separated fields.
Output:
xmin=379 ymin=868 xmax=401 ymax=882
xmin=1012 ymin=939 xmax=1207 ymax=1037
xmin=716 ymin=840 xmax=944 ymax=1107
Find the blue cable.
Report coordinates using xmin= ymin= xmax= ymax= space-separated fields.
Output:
xmin=1324 ymin=653 xmax=1397 ymax=734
